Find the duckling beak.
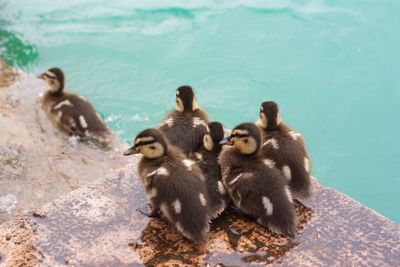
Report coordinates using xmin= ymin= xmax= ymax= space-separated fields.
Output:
xmin=123 ymin=146 xmax=138 ymax=156
xmin=219 ymin=137 xmax=232 ymax=145
xmin=37 ymin=73 xmax=44 ymax=79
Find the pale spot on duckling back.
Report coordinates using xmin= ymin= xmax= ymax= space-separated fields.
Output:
xmin=288 ymin=131 xmax=302 ymax=140
xmin=79 ymin=115 xmax=88 ymax=129
xmin=161 ymin=117 xmax=174 ymax=127
xmin=182 ymin=159 xmax=195 ymax=171
xmin=172 ymin=199 xmax=182 ymax=214
xmin=78 ymin=95 xmax=88 ymax=102
xmin=193 ymin=117 xmax=207 ymax=128
xmin=263 ymin=138 xmax=279 ymax=149
xmin=282 ymin=165 xmax=292 ymax=181
xmin=217 ymin=181 xmax=226 ymax=194
xmin=146 ymin=187 xmax=157 ymax=199
xmin=264 ymin=159 xmax=276 ymax=168
xmin=53 ymin=100 xmax=73 ymax=110
xmin=285 ymin=186 xmax=293 ymax=203
xmin=194 ymin=152 xmax=203 ymax=160
xmin=262 ymin=196 xmax=274 ymax=216
xmin=160 ymin=202 xmax=172 ymax=221
xmin=147 ymin=167 xmax=169 ymax=177
xmin=229 ymin=173 xmax=242 ymax=185
xmin=199 ymin=193 xmax=207 ymax=206
xmin=304 ymin=157 xmax=310 ymax=173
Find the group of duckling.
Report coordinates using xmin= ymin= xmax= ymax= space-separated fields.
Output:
xmin=39 ymin=67 xmax=312 ymax=243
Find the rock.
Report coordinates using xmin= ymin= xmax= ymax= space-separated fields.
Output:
xmin=0 ymin=63 xmax=128 ymax=223
xmin=0 ymin=166 xmax=399 ymax=266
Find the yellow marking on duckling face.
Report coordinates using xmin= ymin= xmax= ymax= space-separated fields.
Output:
xmin=192 ymin=97 xmax=199 ymax=111
xmin=140 ymin=142 xmax=164 ymax=159
xmin=203 ymin=134 xmax=214 ymax=151
xmin=43 ymin=74 xmax=61 ymax=93
xmin=276 ymin=112 xmax=282 ymax=125
xmin=232 ymin=129 xmax=249 ymax=136
xmin=175 ymin=97 xmax=184 ymax=112
xmin=233 ymin=135 xmax=258 ymax=155
xmin=134 ymin=136 xmax=154 ymax=145
xmin=256 ymin=112 xmax=268 ymax=129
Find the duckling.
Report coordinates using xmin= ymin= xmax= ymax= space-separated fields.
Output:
xmin=39 ymin=67 xmax=111 ymax=148
xmin=219 ymin=123 xmax=297 ymax=237
xmin=123 ymin=128 xmax=210 ymax=243
xmin=192 ymin=121 xmax=230 ymax=219
xmin=256 ymin=101 xmax=312 ymax=199
xmin=159 ymin=85 xmax=208 ymax=155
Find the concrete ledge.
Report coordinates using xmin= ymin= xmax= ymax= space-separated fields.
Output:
xmin=0 ymin=162 xmax=399 ymax=266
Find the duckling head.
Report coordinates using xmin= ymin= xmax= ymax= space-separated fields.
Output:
xmin=220 ymin=123 xmax=261 ymax=155
xmin=256 ymin=101 xmax=282 ymax=130
xmin=203 ymin=121 xmax=225 ymax=152
xmin=39 ymin=67 xmax=65 ymax=94
xmin=175 ymin=85 xmax=199 ymax=112
xmin=123 ymin=128 xmax=168 ymax=159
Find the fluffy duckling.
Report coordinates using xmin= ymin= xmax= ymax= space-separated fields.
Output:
xmin=256 ymin=101 xmax=312 ymax=199
xmin=123 ymin=128 xmax=210 ymax=243
xmin=159 ymin=85 xmax=208 ymax=155
xmin=219 ymin=123 xmax=297 ymax=237
xmin=192 ymin=121 xmax=230 ymax=219
xmin=39 ymin=67 xmax=111 ymax=148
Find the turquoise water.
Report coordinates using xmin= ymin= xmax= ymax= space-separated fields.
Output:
xmin=1 ymin=1 xmax=399 ymax=223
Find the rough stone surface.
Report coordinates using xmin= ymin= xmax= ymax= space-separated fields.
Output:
xmin=0 ymin=64 xmax=128 ymax=223
xmin=0 ymin=164 xmax=399 ymax=266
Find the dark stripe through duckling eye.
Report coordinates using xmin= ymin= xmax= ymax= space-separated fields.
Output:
xmin=43 ymin=73 xmax=56 ymax=79
xmin=231 ymin=134 xmax=249 ymax=138
xmin=136 ymin=140 xmax=155 ymax=147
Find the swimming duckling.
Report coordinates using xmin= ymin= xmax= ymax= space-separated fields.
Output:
xmin=256 ymin=101 xmax=312 ymax=199
xmin=219 ymin=123 xmax=297 ymax=237
xmin=159 ymin=85 xmax=209 ymax=155
xmin=39 ymin=67 xmax=111 ymax=148
xmin=123 ymin=128 xmax=210 ymax=243
xmin=192 ymin=121 xmax=230 ymax=219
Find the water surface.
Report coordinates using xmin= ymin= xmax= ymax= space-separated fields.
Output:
xmin=1 ymin=0 xmax=399 ymax=222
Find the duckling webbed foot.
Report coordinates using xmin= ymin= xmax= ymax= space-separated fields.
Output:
xmin=137 ymin=204 xmax=160 ymax=218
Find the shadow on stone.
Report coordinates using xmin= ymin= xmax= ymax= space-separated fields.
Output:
xmin=131 ymin=201 xmax=313 ymax=266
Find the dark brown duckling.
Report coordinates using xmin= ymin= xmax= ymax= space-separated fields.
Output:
xmin=39 ymin=67 xmax=111 ymax=148
xmin=256 ymin=101 xmax=312 ymax=199
xmin=192 ymin=121 xmax=230 ymax=219
xmin=219 ymin=123 xmax=297 ymax=237
xmin=124 ymin=128 xmax=210 ymax=243
xmin=159 ymin=85 xmax=209 ymax=156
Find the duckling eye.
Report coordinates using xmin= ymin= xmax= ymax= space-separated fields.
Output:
xmin=244 ymin=139 xmax=248 ymax=144
xmin=150 ymin=145 xmax=156 ymax=150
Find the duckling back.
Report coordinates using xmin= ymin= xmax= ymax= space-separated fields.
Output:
xmin=159 ymin=110 xmax=208 ymax=155
xmin=193 ymin=148 xmax=230 ymax=219
xmin=219 ymin=147 xmax=297 ymax=237
xmin=260 ymin=124 xmax=312 ymax=199
xmin=138 ymin=147 xmax=210 ymax=242
xmin=42 ymin=92 xmax=111 ymax=147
